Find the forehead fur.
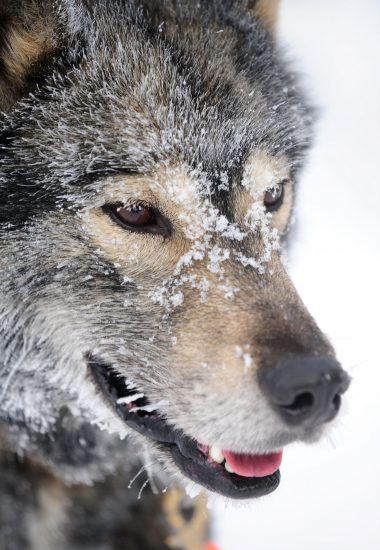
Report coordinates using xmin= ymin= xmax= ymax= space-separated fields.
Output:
xmin=0 ymin=0 xmax=312 ymax=228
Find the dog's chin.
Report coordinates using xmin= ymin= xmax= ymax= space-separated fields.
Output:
xmin=89 ymin=356 xmax=281 ymax=499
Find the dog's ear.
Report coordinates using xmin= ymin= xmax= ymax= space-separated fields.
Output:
xmin=0 ymin=1 xmax=69 ymax=111
xmin=245 ymin=0 xmax=281 ymax=35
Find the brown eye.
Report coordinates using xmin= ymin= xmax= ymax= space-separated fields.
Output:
xmin=114 ymin=204 xmax=153 ymax=226
xmin=105 ymin=202 xmax=171 ymax=237
xmin=264 ymin=182 xmax=285 ymax=210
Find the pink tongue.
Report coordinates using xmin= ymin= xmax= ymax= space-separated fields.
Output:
xmin=223 ymin=450 xmax=283 ymax=478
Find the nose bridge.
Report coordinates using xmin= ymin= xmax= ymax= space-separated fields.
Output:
xmin=231 ymin=249 xmax=334 ymax=359
xmin=174 ymin=244 xmax=333 ymax=370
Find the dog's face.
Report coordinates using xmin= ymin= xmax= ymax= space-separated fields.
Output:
xmin=0 ymin=0 xmax=349 ymax=499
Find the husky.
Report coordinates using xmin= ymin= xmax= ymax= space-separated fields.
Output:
xmin=0 ymin=0 xmax=350 ymax=548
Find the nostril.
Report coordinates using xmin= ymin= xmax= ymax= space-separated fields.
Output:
xmin=279 ymin=392 xmax=314 ymax=416
xmin=259 ymin=356 xmax=350 ymax=428
xmin=332 ymin=393 xmax=341 ymax=411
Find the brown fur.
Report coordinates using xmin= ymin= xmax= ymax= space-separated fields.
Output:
xmin=0 ymin=3 xmax=60 ymax=110
xmin=252 ymin=0 xmax=280 ymax=33
xmin=78 ymin=157 xmax=332 ymax=452
xmin=0 ymin=447 xmax=209 ymax=550
xmin=0 ymin=0 xmax=347 ymax=547
xmin=3 ymin=25 xmax=55 ymax=84
xmin=234 ymin=151 xmax=293 ymax=232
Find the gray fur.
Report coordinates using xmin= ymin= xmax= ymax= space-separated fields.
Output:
xmin=0 ymin=0 xmax=342 ymax=548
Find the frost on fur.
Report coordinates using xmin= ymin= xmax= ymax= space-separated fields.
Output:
xmin=148 ymin=178 xmax=281 ymax=311
xmin=0 ymin=0 xmax=320 ymax=512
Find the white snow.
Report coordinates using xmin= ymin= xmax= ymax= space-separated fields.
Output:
xmin=235 ymin=346 xmax=254 ymax=372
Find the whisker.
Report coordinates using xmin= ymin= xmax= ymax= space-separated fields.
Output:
xmin=142 ymin=447 xmax=160 ymax=495
xmin=346 ymin=361 xmax=368 ymax=373
xmin=128 ymin=464 xmax=147 ymax=489
xmin=137 ymin=477 xmax=150 ymax=500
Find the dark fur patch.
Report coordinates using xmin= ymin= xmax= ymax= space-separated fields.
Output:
xmin=0 ymin=1 xmax=312 ymax=230
xmin=0 ymin=0 xmax=323 ymax=546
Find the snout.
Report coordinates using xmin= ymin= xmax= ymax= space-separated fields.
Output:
xmin=260 ymin=357 xmax=351 ymax=428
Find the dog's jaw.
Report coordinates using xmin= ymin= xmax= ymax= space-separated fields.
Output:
xmin=87 ymin=354 xmax=343 ymax=499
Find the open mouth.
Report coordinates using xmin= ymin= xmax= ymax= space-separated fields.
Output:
xmin=89 ymin=356 xmax=281 ymax=499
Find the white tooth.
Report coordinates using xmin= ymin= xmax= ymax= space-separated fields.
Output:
xmin=225 ymin=461 xmax=235 ymax=474
xmin=209 ymin=445 xmax=224 ymax=464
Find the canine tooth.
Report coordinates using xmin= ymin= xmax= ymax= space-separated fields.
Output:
xmin=225 ymin=461 xmax=235 ymax=474
xmin=117 ymin=393 xmax=144 ymax=405
xmin=209 ymin=445 xmax=224 ymax=464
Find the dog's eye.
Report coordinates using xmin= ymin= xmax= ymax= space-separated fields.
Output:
xmin=114 ymin=204 xmax=153 ymax=226
xmin=105 ymin=203 xmax=170 ymax=236
xmin=264 ymin=182 xmax=285 ymax=211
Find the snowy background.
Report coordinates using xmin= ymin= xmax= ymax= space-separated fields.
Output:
xmin=214 ymin=0 xmax=380 ymax=548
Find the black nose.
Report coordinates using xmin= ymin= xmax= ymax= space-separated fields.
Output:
xmin=260 ymin=356 xmax=351 ymax=428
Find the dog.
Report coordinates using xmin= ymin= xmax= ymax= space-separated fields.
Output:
xmin=0 ymin=1 xmax=350 ymax=548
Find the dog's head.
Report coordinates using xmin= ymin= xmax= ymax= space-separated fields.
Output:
xmin=0 ymin=0 xmax=350 ymax=498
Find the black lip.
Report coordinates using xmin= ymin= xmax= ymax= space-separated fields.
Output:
xmin=89 ymin=355 xmax=281 ymax=499
xmin=170 ymin=435 xmax=280 ymax=499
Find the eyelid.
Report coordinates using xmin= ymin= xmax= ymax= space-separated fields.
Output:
xmin=114 ymin=198 xmax=150 ymax=210
xmin=265 ymin=178 xmax=289 ymax=190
